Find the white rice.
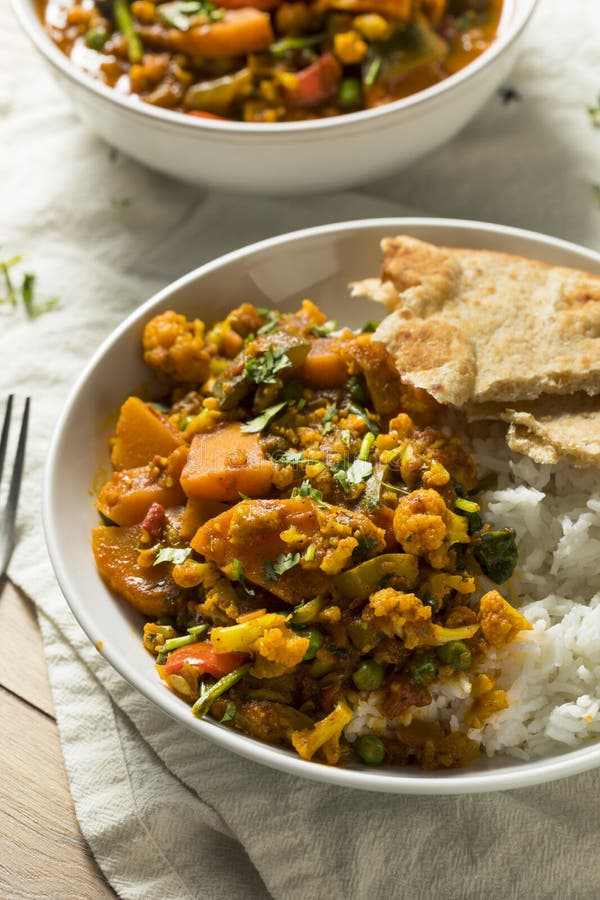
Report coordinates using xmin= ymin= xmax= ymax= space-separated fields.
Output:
xmin=346 ymin=429 xmax=600 ymax=761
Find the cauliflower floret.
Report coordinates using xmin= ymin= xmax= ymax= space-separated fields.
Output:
xmin=393 ymin=488 xmax=448 ymax=554
xmin=143 ymin=310 xmax=211 ymax=384
xmin=291 ymin=699 xmax=353 ymax=765
xmin=210 ymin=613 xmax=309 ymax=678
xmin=393 ymin=488 xmax=469 ymax=568
xmin=364 ymin=588 xmax=433 ymax=649
xmin=364 ymin=588 xmax=479 ymax=650
xmin=479 ymin=590 xmax=532 ymax=646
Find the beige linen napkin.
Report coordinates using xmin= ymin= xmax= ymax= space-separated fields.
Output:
xmin=2 ymin=0 xmax=600 ymax=896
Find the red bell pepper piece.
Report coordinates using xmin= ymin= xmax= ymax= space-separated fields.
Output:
xmin=165 ymin=641 xmax=248 ymax=677
xmin=285 ymin=53 xmax=342 ymax=108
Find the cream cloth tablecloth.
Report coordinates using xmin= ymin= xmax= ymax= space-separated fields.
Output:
xmin=2 ymin=0 xmax=600 ymax=896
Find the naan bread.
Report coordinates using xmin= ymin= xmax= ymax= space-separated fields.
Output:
xmin=469 ymin=395 xmax=600 ymax=467
xmin=351 ymin=236 xmax=600 ymax=407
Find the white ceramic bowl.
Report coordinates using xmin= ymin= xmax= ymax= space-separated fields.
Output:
xmin=44 ymin=217 xmax=600 ymax=793
xmin=13 ymin=0 xmax=537 ymax=194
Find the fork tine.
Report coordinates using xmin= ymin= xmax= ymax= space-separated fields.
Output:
xmin=0 ymin=394 xmax=13 ymax=487
xmin=0 ymin=397 xmax=30 ymax=577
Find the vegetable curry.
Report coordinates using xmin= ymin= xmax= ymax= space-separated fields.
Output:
xmin=93 ymin=299 xmax=529 ymax=769
xmin=41 ymin=0 xmax=503 ymax=122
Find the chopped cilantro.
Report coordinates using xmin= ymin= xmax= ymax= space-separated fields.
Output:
xmin=244 ymin=346 xmax=292 ymax=384
xmin=353 ymin=534 xmax=379 ymax=561
xmin=381 ymin=481 xmax=410 ymax=496
xmin=220 ymin=701 xmax=237 ymax=723
xmin=256 ymin=309 xmax=281 ymax=335
xmin=348 ymin=403 xmax=379 ymax=436
xmin=0 ymin=255 xmax=59 ymax=319
xmin=361 ymin=320 xmax=379 ymax=333
xmin=241 ymin=401 xmax=287 ymax=433
xmin=312 ymin=319 xmax=337 ymax=337
xmin=291 ymin=480 xmax=329 ymax=507
xmin=157 ymin=0 xmax=223 ymax=31
xmin=587 ymin=95 xmax=600 ymax=127
xmin=231 ymin=558 xmax=255 ymax=595
xmin=265 ymin=552 xmax=301 ymax=581
xmin=333 ymin=467 xmax=350 ymax=493
xmin=277 ymin=449 xmax=306 ymax=466
xmin=322 ymin=403 xmax=337 ymax=435
xmin=154 ymin=547 xmax=192 ymax=566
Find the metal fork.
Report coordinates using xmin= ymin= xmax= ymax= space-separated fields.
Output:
xmin=0 ymin=395 xmax=30 ymax=578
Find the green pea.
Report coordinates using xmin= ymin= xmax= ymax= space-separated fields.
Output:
xmin=408 ymin=656 xmax=438 ymax=686
xmin=155 ymin=615 xmax=176 ymax=627
xmin=355 ymin=733 xmax=385 ymax=765
xmin=85 ymin=27 xmax=109 ymax=50
xmin=436 ymin=640 xmax=473 ymax=671
xmin=352 ymin=659 xmax=384 ymax=692
xmin=338 ymin=77 xmax=363 ymax=107
xmin=298 ymin=626 xmax=323 ymax=660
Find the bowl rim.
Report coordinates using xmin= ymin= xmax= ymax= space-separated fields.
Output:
xmin=43 ymin=216 xmax=600 ymax=795
xmin=13 ymin=0 xmax=538 ymax=139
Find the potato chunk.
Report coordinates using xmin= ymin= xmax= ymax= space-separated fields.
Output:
xmin=111 ymin=396 xmax=184 ymax=469
xmin=180 ymin=424 xmax=277 ymax=502
xmin=92 ymin=524 xmax=179 ymax=617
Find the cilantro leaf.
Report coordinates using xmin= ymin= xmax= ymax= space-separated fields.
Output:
xmin=321 ymin=403 xmax=337 ymax=435
xmin=353 ymin=534 xmax=379 ymax=561
xmin=277 ymin=449 xmax=305 ymax=466
xmin=311 ymin=319 xmax=337 ymax=337
xmin=587 ymin=95 xmax=600 ymax=127
xmin=290 ymin=480 xmax=329 ymax=507
xmin=245 ymin=346 xmax=292 ymax=385
xmin=264 ymin=552 xmax=301 ymax=581
xmin=256 ymin=309 xmax=281 ymax=335
xmin=361 ymin=320 xmax=379 ymax=333
xmin=220 ymin=701 xmax=237 ymax=723
xmin=0 ymin=254 xmax=59 ymax=319
xmin=231 ymin=558 xmax=255 ymax=595
xmin=157 ymin=1 xmax=223 ymax=31
xmin=348 ymin=403 xmax=379 ymax=436
xmin=332 ymin=465 xmax=350 ymax=493
xmin=154 ymin=547 xmax=192 ymax=566
xmin=241 ymin=401 xmax=287 ymax=433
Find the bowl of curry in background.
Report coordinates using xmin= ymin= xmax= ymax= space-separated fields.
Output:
xmin=13 ymin=0 xmax=537 ymax=194
xmin=43 ymin=218 xmax=600 ymax=794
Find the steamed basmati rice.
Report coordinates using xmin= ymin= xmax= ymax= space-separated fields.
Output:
xmin=346 ymin=428 xmax=600 ymax=761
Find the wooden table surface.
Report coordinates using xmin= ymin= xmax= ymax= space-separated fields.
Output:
xmin=0 ymin=578 xmax=116 ymax=899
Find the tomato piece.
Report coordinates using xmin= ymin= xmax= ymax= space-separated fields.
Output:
xmin=164 ymin=641 xmax=248 ymax=677
xmin=285 ymin=53 xmax=342 ymax=108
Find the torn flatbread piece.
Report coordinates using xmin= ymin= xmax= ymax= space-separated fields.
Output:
xmin=351 ymin=236 xmax=600 ymax=407
xmin=469 ymin=394 xmax=600 ymax=467
xmin=375 ymin=316 xmax=477 ymax=406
